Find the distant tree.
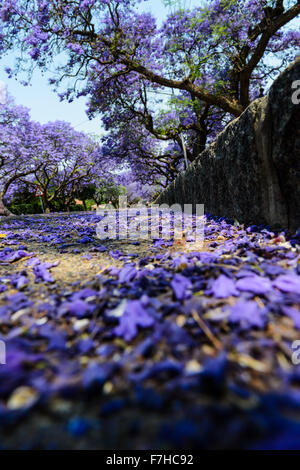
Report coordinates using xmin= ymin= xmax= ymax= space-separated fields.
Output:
xmin=0 ymin=97 xmax=42 ymax=215
xmin=94 ymin=178 xmax=126 ymax=206
xmin=19 ymin=121 xmax=104 ymax=212
xmin=0 ymin=99 xmax=107 ymax=215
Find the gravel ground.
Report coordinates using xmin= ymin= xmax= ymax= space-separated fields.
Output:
xmin=0 ymin=212 xmax=300 ymax=450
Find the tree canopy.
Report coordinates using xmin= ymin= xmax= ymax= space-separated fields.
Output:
xmin=0 ymin=96 xmax=110 ymax=213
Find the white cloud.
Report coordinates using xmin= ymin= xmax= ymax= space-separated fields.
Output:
xmin=0 ymin=81 xmax=7 ymax=105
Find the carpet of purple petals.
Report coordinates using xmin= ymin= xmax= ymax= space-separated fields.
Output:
xmin=0 ymin=212 xmax=300 ymax=449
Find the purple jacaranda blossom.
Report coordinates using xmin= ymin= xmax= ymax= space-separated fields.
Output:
xmin=43 ymin=261 xmax=60 ymax=269
xmin=273 ymin=275 xmax=300 ymax=294
xmin=155 ymin=252 xmax=169 ymax=261
xmin=80 ymin=0 xmax=96 ymax=10
xmin=235 ymin=267 xmax=261 ymax=278
xmin=133 ymin=337 xmax=155 ymax=358
xmin=38 ymin=302 xmax=56 ymax=315
xmin=40 ymin=235 xmax=53 ymax=243
xmin=90 ymin=244 xmax=108 ymax=252
xmin=281 ymin=306 xmax=300 ymax=330
xmin=236 ymin=275 xmax=272 ymax=295
xmin=229 ymin=300 xmax=267 ymax=330
xmin=208 ymin=274 xmax=238 ymax=298
xmin=59 ymin=300 xmax=95 ymax=318
xmin=128 ymin=360 xmax=183 ymax=383
xmin=118 ymin=265 xmax=137 ymax=283
xmin=13 ymin=275 xmax=28 ymax=290
xmin=71 ymin=288 xmax=97 ymax=301
xmin=32 ymin=261 xmax=59 ymax=283
xmin=77 ymin=338 xmax=94 ymax=354
xmin=0 ymin=340 xmax=43 ymax=397
xmin=171 ymin=274 xmax=192 ymax=300
xmin=171 ymin=254 xmax=190 ymax=269
xmin=5 ymin=293 xmax=32 ymax=313
xmin=0 ymin=250 xmax=34 ymax=263
xmin=152 ymin=239 xmax=165 ymax=248
xmin=47 ymin=332 xmax=67 ymax=351
xmin=158 ymin=321 xmax=195 ymax=347
xmin=259 ymin=263 xmax=287 ymax=276
xmin=106 ymin=266 xmax=120 ymax=276
xmin=26 ymin=257 xmax=41 ymax=267
xmin=0 ymin=240 xmax=16 ymax=246
xmin=52 ymin=237 xmax=64 ymax=245
xmin=96 ymin=344 xmax=116 ymax=357
xmin=193 ymin=252 xmax=218 ymax=264
xmin=77 ymin=236 xmax=94 ymax=244
xmin=17 ymin=245 xmax=27 ymax=250
xmin=33 ymin=263 xmax=54 ymax=283
xmin=34 ymin=322 xmax=67 ymax=352
xmin=113 ymin=299 xmax=154 ymax=342
xmin=109 ymin=250 xmax=123 ymax=259
xmin=265 ymin=289 xmax=286 ymax=305
xmin=82 ymin=362 xmax=117 ymax=389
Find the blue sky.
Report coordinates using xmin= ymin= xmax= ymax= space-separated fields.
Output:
xmin=0 ymin=0 xmax=198 ymax=135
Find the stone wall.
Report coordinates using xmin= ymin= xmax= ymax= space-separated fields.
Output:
xmin=156 ymin=58 xmax=300 ymax=231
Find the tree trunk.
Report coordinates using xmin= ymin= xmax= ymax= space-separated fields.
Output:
xmin=0 ymin=197 xmax=13 ymax=216
xmin=191 ymin=132 xmax=207 ymax=162
xmin=42 ymin=195 xmax=50 ymax=213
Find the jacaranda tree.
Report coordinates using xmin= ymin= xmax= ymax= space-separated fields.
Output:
xmin=0 ymin=96 xmax=44 ymax=215
xmin=19 ymin=121 xmax=105 ymax=212
xmin=0 ymin=0 xmax=299 ymax=181
xmin=0 ymin=98 xmax=108 ymax=214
